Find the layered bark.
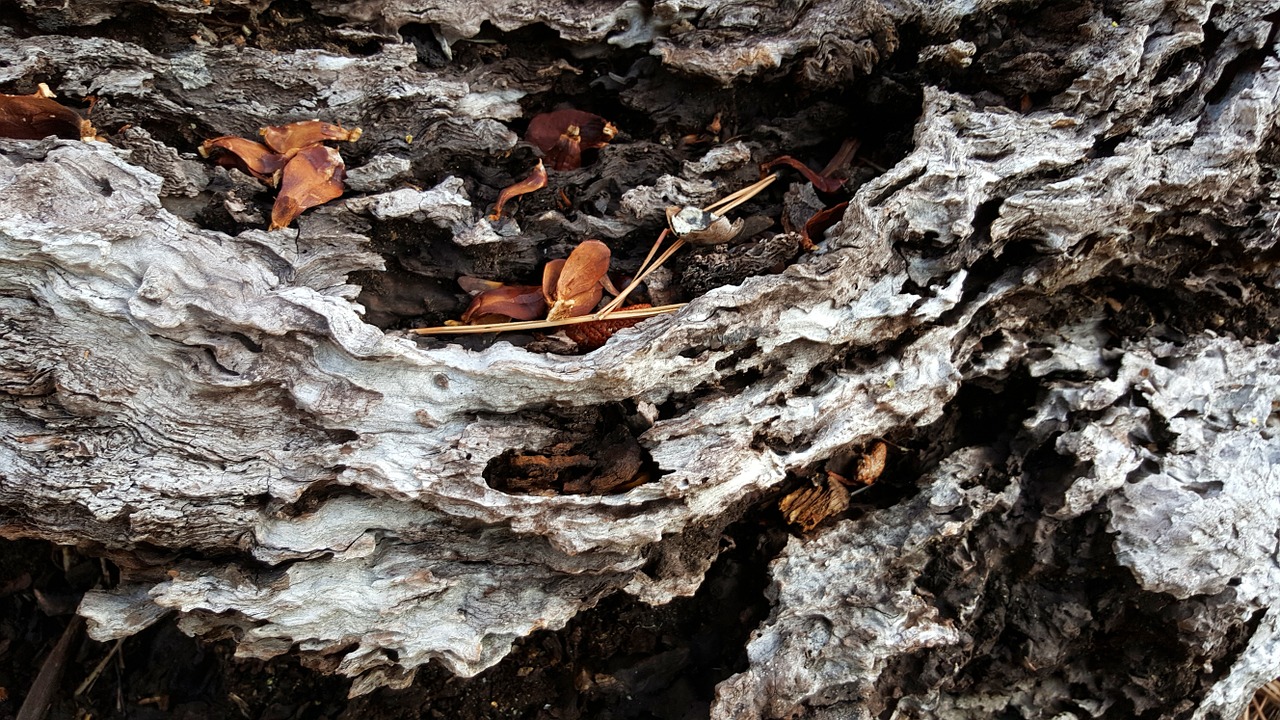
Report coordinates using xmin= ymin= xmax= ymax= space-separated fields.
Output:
xmin=1 ymin=0 xmax=1278 ymax=715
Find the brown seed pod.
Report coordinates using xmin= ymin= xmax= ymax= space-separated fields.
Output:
xmin=461 ymin=284 xmax=547 ymax=324
xmin=526 ymin=109 xmax=618 ymax=171
xmin=544 ymin=240 xmax=611 ymax=320
xmin=0 ymin=84 xmax=96 ymax=141
xmin=270 ymin=144 xmax=346 ymax=230
xmin=199 ymin=136 xmax=286 ymax=183
xmin=259 ymin=120 xmax=362 ymax=154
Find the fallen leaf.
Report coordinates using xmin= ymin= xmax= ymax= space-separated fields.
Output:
xmin=760 ymin=156 xmax=846 ymax=193
xmin=461 ymin=284 xmax=546 ymax=324
xmin=855 ymin=441 xmax=887 ymax=485
xmin=199 ymin=136 xmax=286 ymax=183
xmin=800 ymin=201 xmax=849 ymax=250
xmin=260 ymin=120 xmax=362 ymax=154
xmin=489 ymin=160 xmax=548 ymax=220
xmin=545 ymin=239 xmax=611 ymax=320
xmin=0 ymin=83 xmax=96 ymax=141
xmin=270 ymin=144 xmax=346 ymax=230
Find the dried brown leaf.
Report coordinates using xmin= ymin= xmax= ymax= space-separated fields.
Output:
xmin=461 ymin=284 xmax=546 ymax=324
xmin=489 ymin=160 xmax=548 ymax=220
xmin=269 ymin=144 xmax=345 ymax=230
xmin=457 ymin=276 xmax=505 ymax=294
xmin=780 ymin=478 xmax=850 ymax=532
xmin=801 ymin=201 xmax=849 ymax=250
xmin=199 ymin=136 xmax=286 ymax=182
xmin=760 ymin=156 xmax=845 ymax=194
xmin=260 ymin=120 xmax=362 ymax=154
xmin=0 ymin=85 xmax=95 ymax=141
xmin=856 ymin=441 xmax=887 ymax=485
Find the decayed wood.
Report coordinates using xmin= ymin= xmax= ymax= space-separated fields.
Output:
xmin=1 ymin=0 xmax=1279 ymax=714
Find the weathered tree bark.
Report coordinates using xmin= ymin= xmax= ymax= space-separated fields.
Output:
xmin=2 ymin=0 xmax=1279 ymax=716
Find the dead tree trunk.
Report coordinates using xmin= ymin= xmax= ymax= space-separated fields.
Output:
xmin=2 ymin=0 xmax=1279 ymax=716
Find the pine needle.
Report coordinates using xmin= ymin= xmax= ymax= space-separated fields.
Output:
xmin=410 ymin=303 xmax=685 ymax=335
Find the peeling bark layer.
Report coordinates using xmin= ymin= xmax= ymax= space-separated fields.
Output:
xmin=1 ymin=0 xmax=1279 ymax=715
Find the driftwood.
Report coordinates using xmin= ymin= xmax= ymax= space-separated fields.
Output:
xmin=1 ymin=0 xmax=1279 ymax=715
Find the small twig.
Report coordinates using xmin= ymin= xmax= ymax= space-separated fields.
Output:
xmin=74 ymin=639 xmax=123 ymax=697
xmin=16 ymin=616 xmax=83 ymax=720
xmin=410 ymin=303 xmax=685 ymax=335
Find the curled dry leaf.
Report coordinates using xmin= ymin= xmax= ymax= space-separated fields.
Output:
xmin=461 ymin=284 xmax=546 ymax=324
xmin=200 ymin=119 xmax=362 ymax=228
xmin=0 ymin=83 xmax=96 ymax=141
xmin=457 ymin=276 xmax=505 ymax=294
xmin=780 ymin=477 xmax=850 ymax=532
xmin=829 ymin=440 xmax=887 ymax=487
xmin=801 ymin=201 xmax=849 ymax=251
xmin=665 ymin=205 xmax=744 ymax=245
xmin=489 ymin=160 xmax=548 ymax=221
xmin=526 ymin=109 xmax=618 ymax=171
xmin=270 ymin=144 xmax=346 ymax=230
xmin=855 ymin=441 xmax=888 ymax=485
xmin=760 ymin=156 xmax=846 ymax=194
xmin=564 ymin=304 xmax=652 ymax=351
xmin=544 ymin=240 xmax=611 ymax=321
xmin=199 ymin=137 xmax=286 ymax=183
xmin=260 ymin=120 xmax=362 ymax=154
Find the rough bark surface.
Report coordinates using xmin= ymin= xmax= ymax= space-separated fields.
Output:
xmin=1 ymin=0 xmax=1279 ymax=715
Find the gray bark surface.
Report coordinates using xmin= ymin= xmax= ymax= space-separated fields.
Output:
xmin=1 ymin=0 xmax=1279 ymax=715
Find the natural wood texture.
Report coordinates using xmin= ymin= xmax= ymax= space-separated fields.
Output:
xmin=1 ymin=0 xmax=1279 ymax=715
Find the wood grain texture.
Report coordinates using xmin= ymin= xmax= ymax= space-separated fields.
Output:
xmin=1 ymin=0 xmax=1278 ymax=714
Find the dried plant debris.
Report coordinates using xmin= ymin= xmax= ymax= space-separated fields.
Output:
xmin=783 ymin=442 xmax=886 ymax=531
xmin=526 ymin=109 xmax=618 ymax=171
xmin=780 ymin=476 xmax=851 ymax=533
xmin=543 ymin=239 xmax=611 ymax=320
xmin=486 ymin=426 xmax=650 ymax=496
xmin=0 ymin=83 xmax=96 ymax=141
xmin=489 ymin=160 xmax=547 ymax=221
xmin=198 ymin=120 xmax=361 ymax=229
xmin=460 ymin=284 xmax=546 ymax=324
xmin=563 ymin=304 xmax=652 ymax=351
xmin=800 ymin=201 xmax=849 ymax=250
xmin=666 ymin=205 xmax=744 ymax=246
xmin=760 ymin=155 xmax=847 ymax=193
